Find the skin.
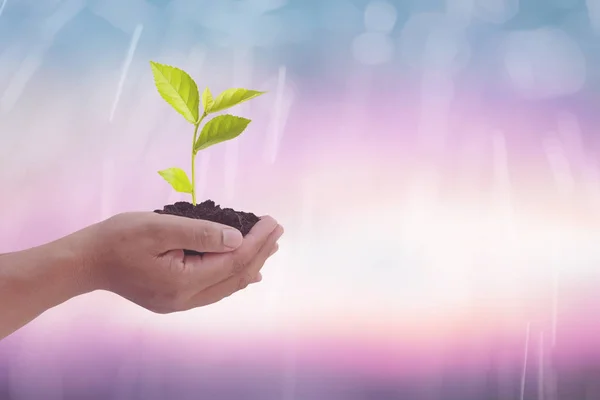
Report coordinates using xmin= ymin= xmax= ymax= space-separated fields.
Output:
xmin=0 ymin=212 xmax=283 ymax=340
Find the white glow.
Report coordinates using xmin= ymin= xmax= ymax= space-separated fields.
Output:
xmin=264 ymin=66 xmax=290 ymax=164
xmin=0 ymin=0 xmax=7 ymax=19
xmin=364 ymin=0 xmax=397 ymax=33
xmin=543 ymin=137 xmax=575 ymax=198
xmin=246 ymin=0 xmax=288 ymax=14
xmin=320 ymin=0 xmax=362 ymax=34
xmin=0 ymin=0 xmax=85 ymax=113
xmin=0 ymin=44 xmax=48 ymax=113
xmin=503 ymin=28 xmax=586 ymax=99
xmin=399 ymin=12 xmax=470 ymax=74
xmin=473 ymin=0 xmax=519 ymax=24
xmin=445 ymin=0 xmax=475 ymax=24
xmin=587 ymin=0 xmax=600 ymax=34
xmin=110 ymin=23 xmax=143 ymax=122
xmin=520 ymin=322 xmax=530 ymax=400
xmin=352 ymin=32 xmax=395 ymax=65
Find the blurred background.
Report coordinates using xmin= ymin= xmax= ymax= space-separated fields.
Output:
xmin=2 ymin=0 xmax=600 ymax=398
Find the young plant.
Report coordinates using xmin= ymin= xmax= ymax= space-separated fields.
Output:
xmin=149 ymin=61 xmax=265 ymax=205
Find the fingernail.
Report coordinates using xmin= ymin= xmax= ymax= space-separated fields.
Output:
xmin=275 ymin=225 xmax=284 ymax=239
xmin=223 ymin=229 xmax=243 ymax=249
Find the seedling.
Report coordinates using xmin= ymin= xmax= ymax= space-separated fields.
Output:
xmin=149 ymin=61 xmax=265 ymax=205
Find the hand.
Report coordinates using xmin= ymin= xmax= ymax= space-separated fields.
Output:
xmin=78 ymin=212 xmax=283 ymax=314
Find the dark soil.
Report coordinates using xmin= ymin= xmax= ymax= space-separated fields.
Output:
xmin=154 ymin=200 xmax=260 ymax=256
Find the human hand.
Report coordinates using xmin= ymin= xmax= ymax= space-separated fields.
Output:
xmin=75 ymin=212 xmax=283 ymax=314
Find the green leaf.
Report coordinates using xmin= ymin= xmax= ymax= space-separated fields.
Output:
xmin=158 ymin=167 xmax=193 ymax=193
xmin=208 ymin=88 xmax=265 ymax=114
xmin=194 ymin=114 xmax=251 ymax=152
xmin=150 ymin=61 xmax=200 ymax=124
xmin=202 ymin=87 xmax=214 ymax=114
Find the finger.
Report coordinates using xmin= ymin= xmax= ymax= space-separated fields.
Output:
xmin=182 ymin=217 xmax=279 ymax=290
xmin=185 ymin=216 xmax=279 ymax=289
xmin=186 ymin=224 xmax=284 ymax=308
xmin=249 ymin=243 xmax=278 ymax=284
xmin=147 ymin=213 xmax=243 ymax=253
xmin=269 ymin=243 xmax=279 ymax=257
xmin=250 ymin=243 xmax=278 ymax=283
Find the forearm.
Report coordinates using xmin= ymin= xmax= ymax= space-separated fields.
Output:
xmin=0 ymin=237 xmax=93 ymax=339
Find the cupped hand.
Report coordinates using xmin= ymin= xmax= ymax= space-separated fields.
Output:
xmin=77 ymin=212 xmax=283 ymax=314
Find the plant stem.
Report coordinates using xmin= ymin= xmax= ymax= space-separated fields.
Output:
xmin=191 ymin=113 xmax=207 ymax=206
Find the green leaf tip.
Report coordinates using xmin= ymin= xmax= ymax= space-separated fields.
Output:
xmin=194 ymin=114 xmax=251 ymax=152
xmin=158 ymin=167 xmax=193 ymax=193
xmin=150 ymin=61 xmax=200 ymax=124
xmin=207 ymin=88 xmax=266 ymax=114
xmin=202 ymin=87 xmax=214 ymax=114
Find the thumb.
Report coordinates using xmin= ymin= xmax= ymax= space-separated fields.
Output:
xmin=149 ymin=213 xmax=243 ymax=253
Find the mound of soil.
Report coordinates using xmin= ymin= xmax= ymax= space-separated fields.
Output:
xmin=154 ymin=200 xmax=260 ymax=255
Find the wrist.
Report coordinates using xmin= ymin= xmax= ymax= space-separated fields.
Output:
xmin=18 ymin=231 xmax=101 ymax=307
xmin=48 ymin=224 xmax=109 ymax=296
xmin=0 ymin=235 xmax=97 ymax=339
xmin=0 ymin=238 xmax=91 ymax=320
xmin=22 ymin=240 xmax=89 ymax=306
xmin=44 ymin=237 xmax=97 ymax=299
